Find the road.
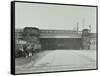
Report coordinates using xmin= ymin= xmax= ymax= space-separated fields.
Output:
xmin=15 ymin=50 xmax=97 ymax=74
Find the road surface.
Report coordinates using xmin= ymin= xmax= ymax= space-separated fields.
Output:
xmin=15 ymin=50 xmax=97 ymax=74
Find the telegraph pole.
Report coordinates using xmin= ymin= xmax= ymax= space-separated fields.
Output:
xmin=89 ymin=24 xmax=91 ymax=33
xmin=77 ymin=22 xmax=79 ymax=32
xmin=82 ymin=18 xmax=85 ymax=29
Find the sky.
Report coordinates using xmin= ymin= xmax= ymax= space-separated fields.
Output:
xmin=15 ymin=2 xmax=97 ymax=33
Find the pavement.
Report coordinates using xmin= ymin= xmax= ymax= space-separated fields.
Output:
xmin=15 ymin=50 xmax=97 ymax=74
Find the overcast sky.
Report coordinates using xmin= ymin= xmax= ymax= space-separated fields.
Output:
xmin=15 ymin=2 xmax=97 ymax=33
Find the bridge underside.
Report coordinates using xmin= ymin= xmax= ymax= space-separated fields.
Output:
xmin=40 ymin=38 xmax=82 ymax=50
